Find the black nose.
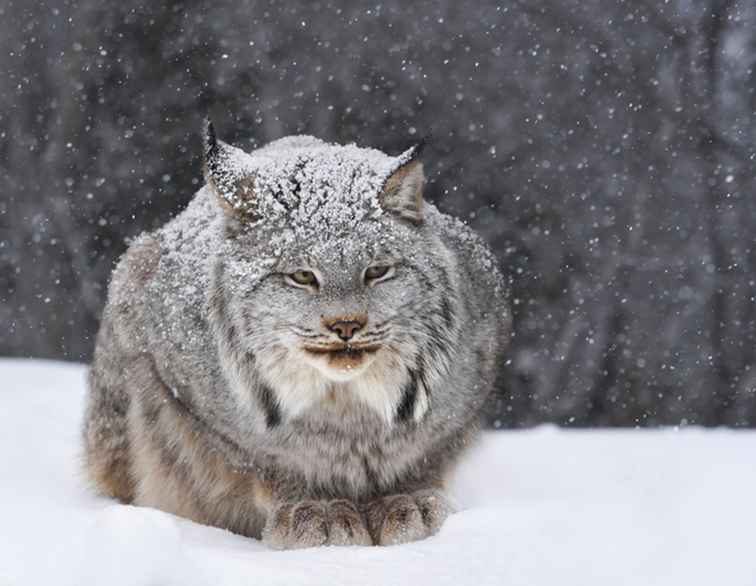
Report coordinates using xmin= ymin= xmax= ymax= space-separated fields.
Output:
xmin=328 ymin=320 xmax=363 ymax=341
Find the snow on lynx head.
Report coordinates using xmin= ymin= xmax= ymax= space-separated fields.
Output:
xmin=203 ymin=120 xmax=463 ymax=424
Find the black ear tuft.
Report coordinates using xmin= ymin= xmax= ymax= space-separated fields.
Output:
xmin=399 ymin=133 xmax=432 ymax=163
xmin=203 ymin=117 xmax=217 ymax=162
xmin=393 ymin=133 xmax=431 ymax=169
xmin=409 ymin=134 xmax=430 ymax=159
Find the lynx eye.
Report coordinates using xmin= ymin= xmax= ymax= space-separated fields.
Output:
xmin=364 ymin=265 xmax=393 ymax=284
xmin=288 ymin=270 xmax=318 ymax=287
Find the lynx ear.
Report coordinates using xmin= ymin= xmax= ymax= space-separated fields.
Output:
xmin=380 ymin=143 xmax=426 ymax=223
xmin=203 ymin=118 xmax=257 ymax=217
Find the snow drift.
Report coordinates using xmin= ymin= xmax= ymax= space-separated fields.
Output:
xmin=0 ymin=359 xmax=754 ymax=585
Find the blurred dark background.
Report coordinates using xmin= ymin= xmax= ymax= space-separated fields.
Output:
xmin=2 ymin=0 xmax=755 ymax=427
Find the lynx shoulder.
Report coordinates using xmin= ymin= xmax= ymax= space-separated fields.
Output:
xmin=83 ymin=121 xmax=511 ymax=548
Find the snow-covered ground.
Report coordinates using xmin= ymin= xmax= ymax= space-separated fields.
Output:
xmin=0 ymin=359 xmax=754 ymax=586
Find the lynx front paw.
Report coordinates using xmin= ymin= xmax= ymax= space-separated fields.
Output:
xmin=262 ymin=499 xmax=373 ymax=549
xmin=365 ymin=489 xmax=454 ymax=546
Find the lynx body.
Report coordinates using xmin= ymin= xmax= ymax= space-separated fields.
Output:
xmin=83 ymin=123 xmax=510 ymax=548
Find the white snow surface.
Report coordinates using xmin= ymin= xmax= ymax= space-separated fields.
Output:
xmin=1 ymin=359 xmax=754 ymax=586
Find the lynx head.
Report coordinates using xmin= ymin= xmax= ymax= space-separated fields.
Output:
xmin=205 ymin=120 xmax=459 ymax=425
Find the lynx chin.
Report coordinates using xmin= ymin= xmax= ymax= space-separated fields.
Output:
xmin=83 ymin=119 xmax=511 ymax=549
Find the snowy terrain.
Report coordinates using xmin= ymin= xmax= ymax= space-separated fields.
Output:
xmin=1 ymin=359 xmax=754 ymax=586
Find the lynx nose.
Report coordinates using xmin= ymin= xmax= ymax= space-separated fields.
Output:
xmin=323 ymin=315 xmax=367 ymax=342
xmin=328 ymin=320 xmax=362 ymax=341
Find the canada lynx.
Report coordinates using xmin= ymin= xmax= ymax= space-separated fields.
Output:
xmin=83 ymin=120 xmax=511 ymax=548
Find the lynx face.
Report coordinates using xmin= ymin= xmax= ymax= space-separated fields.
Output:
xmin=226 ymin=220 xmax=442 ymax=380
xmin=206 ymin=125 xmax=457 ymax=423
xmin=258 ymin=231 xmax=415 ymax=383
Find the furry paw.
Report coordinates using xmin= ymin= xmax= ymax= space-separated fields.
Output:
xmin=262 ymin=499 xmax=373 ymax=549
xmin=365 ymin=489 xmax=454 ymax=546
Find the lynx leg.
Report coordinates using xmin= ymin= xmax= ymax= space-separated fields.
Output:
xmin=82 ymin=316 xmax=136 ymax=503
xmin=83 ymin=368 xmax=134 ymax=502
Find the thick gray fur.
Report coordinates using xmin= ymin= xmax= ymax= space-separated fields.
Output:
xmin=83 ymin=123 xmax=511 ymax=548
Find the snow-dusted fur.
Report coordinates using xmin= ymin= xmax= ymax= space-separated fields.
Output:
xmin=83 ymin=122 xmax=511 ymax=548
